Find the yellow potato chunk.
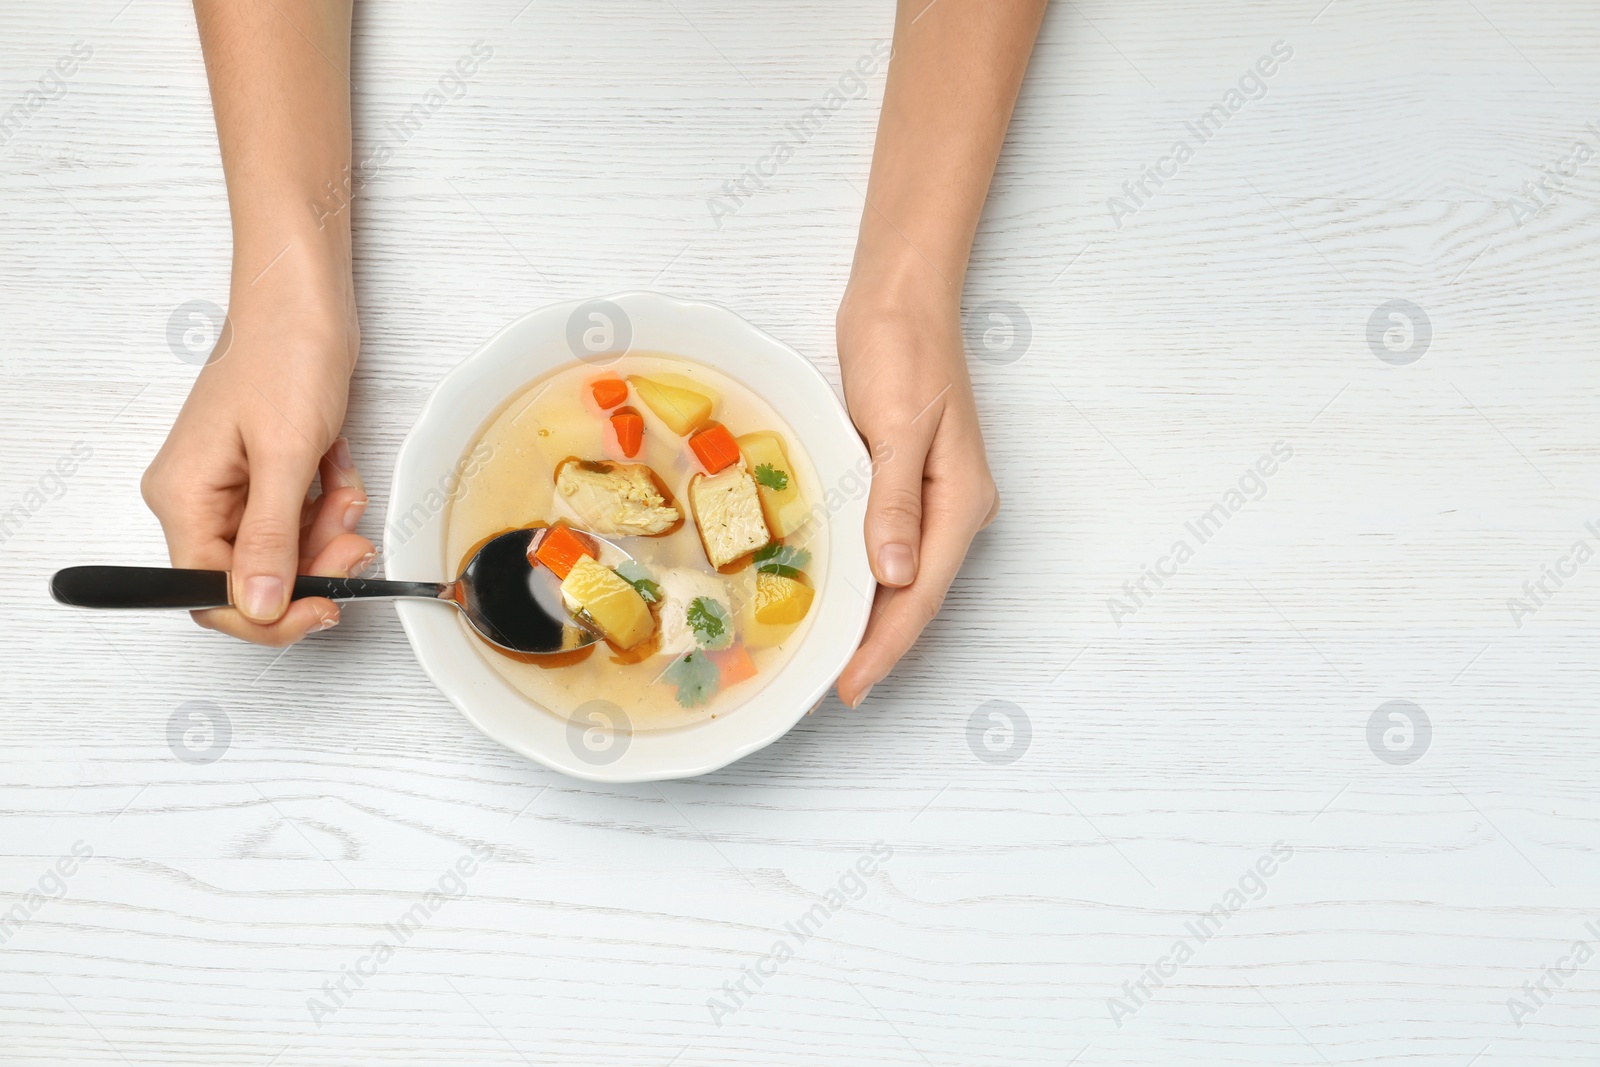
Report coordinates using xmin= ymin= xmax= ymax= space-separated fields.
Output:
xmin=561 ymin=558 xmax=655 ymax=649
xmin=754 ymin=572 xmax=814 ymax=626
xmin=739 ymin=614 xmax=798 ymax=650
xmin=737 ymin=430 xmax=809 ymax=538
xmin=627 ymin=375 xmax=716 ymax=436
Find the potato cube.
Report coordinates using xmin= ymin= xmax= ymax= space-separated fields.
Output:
xmin=737 ymin=431 xmax=809 ymax=538
xmin=754 ymin=572 xmax=814 ymax=626
xmin=560 ymin=558 xmax=655 ymax=650
xmin=627 ymin=375 xmax=716 ymax=436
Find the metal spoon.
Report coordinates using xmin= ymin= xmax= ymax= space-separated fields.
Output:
xmin=49 ymin=527 xmax=634 ymax=655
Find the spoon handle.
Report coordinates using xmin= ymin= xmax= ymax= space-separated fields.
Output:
xmin=51 ymin=566 xmax=449 ymax=610
xmin=292 ymin=575 xmax=451 ymax=602
xmin=51 ymin=566 xmax=230 ymax=609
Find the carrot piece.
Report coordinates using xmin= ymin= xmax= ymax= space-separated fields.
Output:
xmin=590 ymin=377 xmax=629 ymax=410
xmin=611 ymin=407 xmax=644 ymax=458
xmin=709 ymin=644 xmax=758 ymax=687
xmin=689 ymin=423 xmax=741 ymax=474
xmin=532 ymin=523 xmax=592 ymax=580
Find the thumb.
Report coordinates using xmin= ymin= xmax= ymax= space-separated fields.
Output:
xmin=231 ymin=446 xmax=318 ymax=623
xmin=861 ymin=418 xmax=935 ymax=588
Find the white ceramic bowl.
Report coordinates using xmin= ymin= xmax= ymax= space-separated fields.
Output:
xmin=386 ymin=291 xmax=872 ymax=782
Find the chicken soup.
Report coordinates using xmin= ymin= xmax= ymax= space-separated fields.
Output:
xmin=444 ymin=353 xmax=827 ymax=731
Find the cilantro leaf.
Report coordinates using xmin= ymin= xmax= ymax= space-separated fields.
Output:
xmin=663 ymin=651 xmax=720 ymax=707
xmin=685 ymin=596 xmax=732 ymax=650
xmin=614 ymin=559 xmax=661 ymax=604
xmin=754 ymin=541 xmax=812 ymax=576
xmin=753 ymin=463 xmax=789 ymax=491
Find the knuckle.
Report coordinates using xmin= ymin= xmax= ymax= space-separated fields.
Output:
xmin=976 ymin=478 xmax=1000 ymax=528
xmin=861 ymin=405 xmax=934 ymax=441
xmin=139 ymin=462 xmax=174 ymax=513
xmin=872 ymin=488 xmax=924 ymax=531
xmin=234 ymin=522 xmax=296 ymax=563
xmin=141 ymin=451 xmax=210 ymax=518
xmin=928 ymin=465 xmax=998 ymax=531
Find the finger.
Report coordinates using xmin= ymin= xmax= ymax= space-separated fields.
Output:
xmin=305 ymin=530 xmax=375 ymax=579
xmin=144 ymin=441 xmax=247 ymax=574
xmin=299 ymin=486 xmax=320 ymax=530
xmin=191 ymin=597 xmax=340 ymax=647
xmin=301 ymin=483 xmax=368 ymax=563
xmin=192 ymin=531 xmax=371 ymax=646
xmin=300 ymin=441 xmax=368 ymax=557
xmin=232 ymin=444 xmax=321 ymax=623
xmin=837 ymin=481 xmax=985 ymax=708
xmin=322 ymin=436 xmax=366 ymax=496
xmin=861 ymin=414 xmax=937 ymax=588
xmin=153 ymin=491 xmax=244 ymax=574
xmin=142 ymin=448 xmax=316 ymax=646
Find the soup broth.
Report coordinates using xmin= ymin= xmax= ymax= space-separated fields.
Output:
xmin=444 ymin=353 xmax=827 ymax=731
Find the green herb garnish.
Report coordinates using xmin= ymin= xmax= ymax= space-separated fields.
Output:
xmin=614 ymin=560 xmax=661 ymax=604
xmin=663 ymin=651 xmax=719 ymax=707
xmin=753 ymin=463 xmax=789 ymax=491
xmin=685 ymin=596 xmax=732 ymax=650
xmin=753 ymin=542 xmax=811 ymax=579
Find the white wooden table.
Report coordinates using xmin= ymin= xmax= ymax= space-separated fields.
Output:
xmin=4 ymin=1 xmax=1598 ymax=1062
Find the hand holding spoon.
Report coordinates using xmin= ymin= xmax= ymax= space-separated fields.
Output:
xmin=50 ymin=527 xmax=631 ymax=655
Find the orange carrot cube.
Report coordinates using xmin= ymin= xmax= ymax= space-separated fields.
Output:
xmin=709 ymin=644 xmax=758 ymax=687
xmin=611 ymin=408 xmax=644 ymax=458
xmin=590 ymin=377 xmax=629 ymax=410
xmin=689 ymin=423 xmax=741 ymax=474
xmin=532 ymin=523 xmax=592 ymax=580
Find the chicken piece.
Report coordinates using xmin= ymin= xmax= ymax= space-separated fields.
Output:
xmin=656 ymin=567 xmax=735 ymax=656
xmin=688 ymin=467 xmax=771 ymax=568
xmin=554 ymin=459 xmax=680 ymax=537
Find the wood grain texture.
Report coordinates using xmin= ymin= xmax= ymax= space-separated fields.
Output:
xmin=4 ymin=0 xmax=1600 ymax=1063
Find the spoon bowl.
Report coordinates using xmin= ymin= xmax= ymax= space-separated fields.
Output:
xmin=49 ymin=526 xmax=633 ymax=656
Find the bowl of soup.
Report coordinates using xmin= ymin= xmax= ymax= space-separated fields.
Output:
xmin=386 ymin=291 xmax=874 ymax=781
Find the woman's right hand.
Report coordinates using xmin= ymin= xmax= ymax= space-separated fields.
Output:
xmin=141 ymin=264 xmax=374 ymax=646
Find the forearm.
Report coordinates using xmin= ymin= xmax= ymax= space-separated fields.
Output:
xmin=849 ymin=0 xmax=1047 ymax=298
xmin=193 ymin=0 xmax=355 ymax=317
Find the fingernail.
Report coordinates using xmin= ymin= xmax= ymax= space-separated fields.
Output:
xmin=342 ymin=498 xmax=368 ymax=532
xmin=350 ymin=551 xmax=377 ymax=578
xmin=330 ymin=437 xmax=365 ymax=493
xmin=240 ymin=576 xmax=286 ymax=621
xmin=878 ymin=544 xmax=915 ymax=586
xmin=313 ymin=612 xmax=339 ymax=632
xmin=851 ymin=685 xmax=874 ymax=709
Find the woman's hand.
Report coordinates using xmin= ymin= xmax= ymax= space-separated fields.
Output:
xmin=149 ymin=0 xmax=365 ymax=645
xmin=141 ymin=268 xmax=373 ymax=646
xmin=831 ymin=0 xmax=1042 ymax=705
xmin=833 ymin=275 xmax=999 ymax=707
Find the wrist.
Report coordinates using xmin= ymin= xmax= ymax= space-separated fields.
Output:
xmin=840 ymin=244 xmax=962 ymax=331
xmin=229 ymin=211 xmax=354 ymax=313
xmin=223 ymin=236 xmax=358 ymax=373
xmin=231 ymin=199 xmax=350 ymax=274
